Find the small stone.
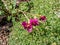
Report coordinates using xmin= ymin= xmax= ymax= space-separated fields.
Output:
xmin=54 ymin=10 xmax=60 ymax=18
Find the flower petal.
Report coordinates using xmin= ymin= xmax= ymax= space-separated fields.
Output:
xmin=39 ymin=16 xmax=46 ymax=22
xmin=30 ymin=18 xmax=39 ymax=26
xmin=27 ymin=28 xmax=32 ymax=33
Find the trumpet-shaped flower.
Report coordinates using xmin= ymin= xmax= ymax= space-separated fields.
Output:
xmin=30 ymin=18 xmax=39 ymax=26
xmin=39 ymin=15 xmax=46 ymax=22
xmin=22 ymin=21 xmax=33 ymax=33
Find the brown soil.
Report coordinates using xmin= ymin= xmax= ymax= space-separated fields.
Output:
xmin=0 ymin=16 xmax=13 ymax=45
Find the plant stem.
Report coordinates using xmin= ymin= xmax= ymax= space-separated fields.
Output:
xmin=17 ymin=9 xmax=38 ymax=17
xmin=23 ymin=12 xmax=29 ymax=21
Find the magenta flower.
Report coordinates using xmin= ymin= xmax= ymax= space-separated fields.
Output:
xmin=30 ymin=18 xmax=39 ymax=26
xmin=22 ymin=21 xmax=33 ymax=33
xmin=39 ymin=16 xmax=46 ymax=22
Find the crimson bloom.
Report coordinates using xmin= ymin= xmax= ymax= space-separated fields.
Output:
xmin=30 ymin=18 xmax=39 ymax=26
xmin=22 ymin=21 xmax=33 ymax=33
xmin=39 ymin=15 xmax=46 ymax=22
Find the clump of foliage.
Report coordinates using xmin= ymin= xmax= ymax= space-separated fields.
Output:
xmin=0 ymin=0 xmax=60 ymax=45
